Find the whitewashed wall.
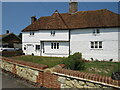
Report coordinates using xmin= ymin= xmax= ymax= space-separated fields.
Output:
xmin=22 ymin=30 xmax=69 ymax=57
xmin=22 ymin=30 xmax=69 ymax=43
xmin=42 ymin=42 xmax=69 ymax=57
xmin=70 ymin=28 xmax=119 ymax=61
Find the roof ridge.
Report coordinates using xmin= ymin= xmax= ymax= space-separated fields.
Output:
xmin=22 ymin=9 xmax=120 ymax=32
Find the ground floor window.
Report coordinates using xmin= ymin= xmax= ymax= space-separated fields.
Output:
xmin=36 ymin=45 xmax=40 ymax=50
xmin=51 ymin=42 xmax=59 ymax=49
xmin=24 ymin=45 xmax=26 ymax=50
xmin=90 ymin=41 xmax=102 ymax=49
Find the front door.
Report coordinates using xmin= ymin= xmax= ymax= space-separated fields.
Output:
xmin=26 ymin=44 xmax=34 ymax=55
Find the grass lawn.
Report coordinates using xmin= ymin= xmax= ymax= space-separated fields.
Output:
xmin=82 ymin=61 xmax=120 ymax=76
xmin=12 ymin=55 xmax=65 ymax=68
xmin=12 ymin=55 xmax=120 ymax=76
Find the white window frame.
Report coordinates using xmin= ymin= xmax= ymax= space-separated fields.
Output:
xmin=92 ymin=29 xmax=100 ymax=36
xmin=51 ymin=42 xmax=59 ymax=49
xmin=50 ymin=30 xmax=55 ymax=36
xmin=35 ymin=45 xmax=40 ymax=50
xmin=90 ymin=41 xmax=103 ymax=49
xmin=30 ymin=32 xmax=34 ymax=36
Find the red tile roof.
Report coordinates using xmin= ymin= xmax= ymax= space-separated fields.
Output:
xmin=22 ymin=9 xmax=120 ymax=32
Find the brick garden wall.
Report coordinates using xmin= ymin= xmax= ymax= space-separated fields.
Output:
xmin=0 ymin=56 xmax=120 ymax=89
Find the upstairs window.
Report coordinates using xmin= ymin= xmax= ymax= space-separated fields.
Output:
xmin=51 ymin=42 xmax=59 ymax=49
xmin=90 ymin=41 xmax=102 ymax=49
xmin=30 ymin=32 xmax=34 ymax=36
xmin=51 ymin=31 xmax=55 ymax=36
xmin=93 ymin=29 xmax=100 ymax=35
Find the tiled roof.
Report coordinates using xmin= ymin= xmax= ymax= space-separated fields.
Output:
xmin=0 ymin=33 xmax=13 ymax=40
xmin=0 ymin=33 xmax=21 ymax=40
xmin=22 ymin=9 xmax=120 ymax=32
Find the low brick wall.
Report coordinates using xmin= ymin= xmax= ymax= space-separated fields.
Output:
xmin=0 ymin=57 xmax=120 ymax=89
xmin=53 ymin=69 xmax=120 ymax=89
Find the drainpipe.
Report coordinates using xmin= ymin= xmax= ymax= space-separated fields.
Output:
xmin=69 ymin=29 xmax=71 ymax=56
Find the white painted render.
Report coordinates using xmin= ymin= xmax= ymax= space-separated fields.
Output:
xmin=22 ymin=28 xmax=119 ymax=61
xmin=42 ymin=42 xmax=69 ymax=57
xmin=22 ymin=30 xmax=69 ymax=43
xmin=22 ymin=30 xmax=69 ymax=57
xmin=70 ymin=28 xmax=119 ymax=62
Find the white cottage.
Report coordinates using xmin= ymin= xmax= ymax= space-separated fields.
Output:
xmin=22 ymin=1 xmax=120 ymax=62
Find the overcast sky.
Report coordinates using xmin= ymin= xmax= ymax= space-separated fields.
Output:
xmin=2 ymin=2 xmax=119 ymax=35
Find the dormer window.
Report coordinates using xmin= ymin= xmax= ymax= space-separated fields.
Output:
xmin=51 ymin=31 xmax=55 ymax=36
xmin=30 ymin=32 xmax=34 ymax=36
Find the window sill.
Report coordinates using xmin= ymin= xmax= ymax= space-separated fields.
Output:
xmin=29 ymin=35 xmax=34 ymax=37
xmin=90 ymin=48 xmax=103 ymax=50
xmin=92 ymin=34 xmax=100 ymax=36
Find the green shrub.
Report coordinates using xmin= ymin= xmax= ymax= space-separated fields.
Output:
xmin=62 ymin=52 xmax=85 ymax=70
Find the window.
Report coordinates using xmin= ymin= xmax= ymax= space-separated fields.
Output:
xmin=93 ymin=29 xmax=100 ymax=35
xmin=24 ymin=45 xmax=26 ymax=50
xmin=36 ymin=45 xmax=40 ymax=50
xmin=30 ymin=32 xmax=34 ymax=36
xmin=90 ymin=41 xmax=102 ymax=49
xmin=51 ymin=42 xmax=59 ymax=49
xmin=51 ymin=31 xmax=55 ymax=36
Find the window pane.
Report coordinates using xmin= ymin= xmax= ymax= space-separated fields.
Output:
xmin=32 ymin=32 xmax=34 ymax=35
xmin=53 ymin=31 xmax=55 ymax=35
xmin=24 ymin=47 xmax=26 ymax=50
xmin=38 ymin=45 xmax=40 ymax=49
xmin=51 ymin=31 xmax=52 ymax=35
xmin=97 ymin=29 xmax=100 ymax=34
xmin=91 ymin=42 xmax=94 ymax=48
xmin=99 ymin=41 xmax=102 ymax=48
xmin=95 ymin=41 xmax=98 ymax=48
xmin=93 ymin=30 xmax=95 ymax=34
xmin=36 ymin=45 xmax=40 ymax=50
xmin=51 ymin=43 xmax=53 ymax=49
xmin=57 ymin=43 xmax=59 ymax=49
xmin=54 ymin=43 xmax=56 ymax=49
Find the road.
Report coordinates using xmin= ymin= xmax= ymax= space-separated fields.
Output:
xmin=0 ymin=70 xmax=36 ymax=88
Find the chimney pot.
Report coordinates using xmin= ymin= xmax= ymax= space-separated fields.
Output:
xmin=31 ymin=16 xmax=37 ymax=23
xmin=6 ymin=30 xmax=9 ymax=34
xmin=69 ymin=0 xmax=78 ymax=14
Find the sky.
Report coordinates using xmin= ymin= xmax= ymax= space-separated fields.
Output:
xmin=2 ymin=2 xmax=119 ymax=35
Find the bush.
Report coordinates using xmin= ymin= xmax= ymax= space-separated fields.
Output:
xmin=62 ymin=52 xmax=85 ymax=70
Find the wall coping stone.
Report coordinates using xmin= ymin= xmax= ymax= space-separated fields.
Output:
xmin=0 ymin=56 xmax=48 ymax=71
xmin=53 ymin=68 xmax=120 ymax=89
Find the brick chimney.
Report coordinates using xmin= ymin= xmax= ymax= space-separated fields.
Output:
xmin=31 ymin=16 xmax=37 ymax=23
xmin=69 ymin=0 xmax=78 ymax=14
xmin=6 ymin=30 xmax=9 ymax=34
